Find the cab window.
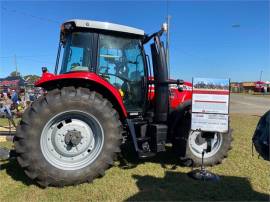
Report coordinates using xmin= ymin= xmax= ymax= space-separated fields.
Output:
xmin=60 ymin=32 xmax=93 ymax=73
xmin=98 ymin=34 xmax=145 ymax=111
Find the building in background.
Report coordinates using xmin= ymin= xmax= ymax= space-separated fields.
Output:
xmin=241 ymin=82 xmax=256 ymax=93
xmin=0 ymin=76 xmax=26 ymax=93
xmin=255 ymin=81 xmax=270 ymax=93
xmin=230 ymin=81 xmax=270 ymax=93
xmin=230 ymin=82 xmax=241 ymax=93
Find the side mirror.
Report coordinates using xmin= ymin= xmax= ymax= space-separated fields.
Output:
xmin=161 ymin=22 xmax=168 ymax=33
xmin=178 ymin=85 xmax=183 ymax=92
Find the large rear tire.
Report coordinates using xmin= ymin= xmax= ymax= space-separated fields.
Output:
xmin=15 ymin=87 xmax=122 ymax=187
xmin=172 ymin=109 xmax=232 ymax=166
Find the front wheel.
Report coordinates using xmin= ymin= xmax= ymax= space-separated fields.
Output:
xmin=185 ymin=130 xmax=232 ymax=166
xmin=15 ymin=87 xmax=122 ymax=187
xmin=172 ymin=109 xmax=232 ymax=166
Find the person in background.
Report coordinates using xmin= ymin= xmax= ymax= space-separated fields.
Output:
xmin=0 ymin=93 xmax=16 ymax=127
xmin=24 ymin=90 xmax=31 ymax=108
xmin=11 ymin=90 xmax=18 ymax=105
xmin=29 ymin=90 xmax=35 ymax=102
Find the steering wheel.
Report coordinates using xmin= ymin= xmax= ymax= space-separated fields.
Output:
xmin=100 ymin=73 xmax=131 ymax=99
xmin=104 ymin=73 xmax=129 ymax=82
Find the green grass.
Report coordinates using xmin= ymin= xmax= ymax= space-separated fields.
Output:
xmin=0 ymin=118 xmax=20 ymax=128
xmin=0 ymin=118 xmax=10 ymax=127
xmin=0 ymin=115 xmax=269 ymax=201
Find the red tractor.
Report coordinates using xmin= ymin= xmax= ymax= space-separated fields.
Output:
xmin=14 ymin=20 xmax=232 ymax=187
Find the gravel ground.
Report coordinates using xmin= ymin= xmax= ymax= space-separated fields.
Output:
xmin=230 ymin=93 xmax=270 ymax=116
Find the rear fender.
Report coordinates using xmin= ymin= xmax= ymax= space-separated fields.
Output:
xmin=168 ymin=100 xmax=191 ymax=139
xmin=35 ymin=72 xmax=127 ymax=119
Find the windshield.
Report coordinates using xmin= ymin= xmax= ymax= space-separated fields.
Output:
xmin=98 ymin=35 xmax=144 ymax=82
xmin=60 ymin=32 xmax=93 ymax=73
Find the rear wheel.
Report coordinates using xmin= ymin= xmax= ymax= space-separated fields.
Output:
xmin=172 ymin=109 xmax=232 ymax=166
xmin=15 ymin=87 xmax=122 ymax=187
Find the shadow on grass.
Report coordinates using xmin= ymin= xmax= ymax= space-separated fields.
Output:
xmin=0 ymin=159 xmax=35 ymax=186
xmin=1 ymin=144 xmax=269 ymax=201
xmin=0 ymin=143 xmax=183 ymax=188
xmin=126 ymin=171 xmax=269 ymax=201
xmin=120 ymin=143 xmax=269 ymax=201
xmin=118 ymin=143 xmax=187 ymax=170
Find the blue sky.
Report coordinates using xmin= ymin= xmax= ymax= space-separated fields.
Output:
xmin=0 ymin=0 xmax=269 ymax=82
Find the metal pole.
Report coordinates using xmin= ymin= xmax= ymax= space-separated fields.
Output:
xmin=166 ymin=15 xmax=171 ymax=78
xmin=259 ymin=70 xmax=263 ymax=82
xmin=14 ymin=54 xmax=18 ymax=76
xmin=165 ymin=0 xmax=171 ymax=78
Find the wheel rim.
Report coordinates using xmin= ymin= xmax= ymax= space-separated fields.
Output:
xmin=40 ymin=110 xmax=104 ymax=171
xmin=188 ymin=131 xmax=223 ymax=158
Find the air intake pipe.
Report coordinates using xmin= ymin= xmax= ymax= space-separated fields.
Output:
xmin=151 ymin=35 xmax=169 ymax=123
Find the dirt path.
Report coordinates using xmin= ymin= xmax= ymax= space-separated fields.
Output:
xmin=230 ymin=94 xmax=270 ymax=116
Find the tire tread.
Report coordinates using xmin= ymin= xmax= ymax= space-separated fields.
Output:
xmin=15 ymin=86 xmax=122 ymax=187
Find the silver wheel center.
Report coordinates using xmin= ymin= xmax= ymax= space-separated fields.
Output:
xmin=49 ymin=119 xmax=95 ymax=158
xmin=40 ymin=110 xmax=104 ymax=171
xmin=188 ymin=131 xmax=222 ymax=158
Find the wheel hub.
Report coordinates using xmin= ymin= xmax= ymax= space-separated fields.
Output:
xmin=195 ymin=135 xmax=205 ymax=145
xmin=40 ymin=110 xmax=104 ymax=170
xmin=64 ymin=130 xmax=82 ymax=146
xmin=51 ymin=119 xmax=94 ymax=157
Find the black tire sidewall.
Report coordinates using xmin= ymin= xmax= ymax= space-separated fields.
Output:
xmin=15 ymin=88 xmax=121 ymax=186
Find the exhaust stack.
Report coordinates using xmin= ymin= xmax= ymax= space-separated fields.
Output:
xmin=151 ymin=35 xmax=169 ymax=123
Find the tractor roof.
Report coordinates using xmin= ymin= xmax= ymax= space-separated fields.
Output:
xmin=64 ymin=19 xmax=145 ymax=36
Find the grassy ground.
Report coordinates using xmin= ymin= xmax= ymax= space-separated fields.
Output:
xmin=0 ymin=114 xmax=269 ymax=201
xmin=0 ymin=118 xmax=20 ymax=129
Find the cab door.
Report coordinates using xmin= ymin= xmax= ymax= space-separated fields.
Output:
xmin=97 ymin=34 xmax=146 ymax=112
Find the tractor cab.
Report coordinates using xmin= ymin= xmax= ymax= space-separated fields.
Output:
xmin=56 ymin=20 xmax=148 ymax=112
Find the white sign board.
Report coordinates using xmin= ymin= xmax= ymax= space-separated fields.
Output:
xmin=192 ymin=78 xmax=230 ymax=114
xmin=192 ymin=93 xmax=229 ymax=114
xmin=191 ymin=113 xmax=229 ymax=133
xmin=191 ymin=78 xmax=230 ymax=133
